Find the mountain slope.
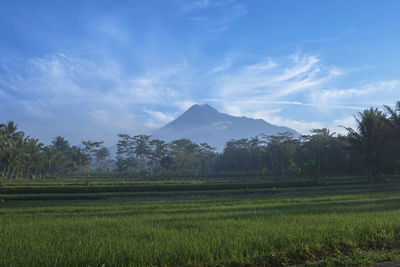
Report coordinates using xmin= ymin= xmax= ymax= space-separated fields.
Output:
xmin=152 ymin=104 xmax=299 ymax=150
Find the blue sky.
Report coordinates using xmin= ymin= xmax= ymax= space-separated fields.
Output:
xmin=1 ymin=0 xmax=400 ymax=145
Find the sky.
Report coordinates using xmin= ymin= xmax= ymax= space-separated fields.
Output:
xmin=1 ymin=0 xmax=400 ymax=145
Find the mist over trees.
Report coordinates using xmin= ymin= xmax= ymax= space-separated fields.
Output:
xmin=1 ymin=101 xmax=399 ymax=183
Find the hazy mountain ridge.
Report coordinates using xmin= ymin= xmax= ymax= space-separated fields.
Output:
xmin=153 ymin=104 xmax=299 ymax=150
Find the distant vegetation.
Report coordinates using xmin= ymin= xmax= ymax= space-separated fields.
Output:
xmin=1 ymin=101 xmax=399 ymax=183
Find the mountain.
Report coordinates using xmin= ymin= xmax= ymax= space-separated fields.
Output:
xmin=152 ymin=104 xmax=299 ymax=150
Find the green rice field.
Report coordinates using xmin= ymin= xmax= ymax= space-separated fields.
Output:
xmin=1 ymin=177 xmax=400 ymax=266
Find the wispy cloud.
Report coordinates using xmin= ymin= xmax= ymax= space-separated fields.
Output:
xmin=96 ymin=21 xmax=130 ymax=42
xmin=0 ymin=53 xmax=194 ymax=144
xmin=333 ymin=116 xmax=357 ymax=134
xmin=203 ymin=98 xmax=365 ymax=110
xmin=2 ymin=50 xmax=399 ymax=142
xmin=180 ymin=0 xmax=213 ymax=12
xmin=143 ymin=109 xmax=177 ymax=128
xmin=301 ymin=27 xmax=358 ymax=44
xmin=211 ymin=54 xmax=339 ymax=118
xmin=205 ymin=53 xmax=400 ymax=133
xmin=211 ymin=56 xmax=233 ymax=73
xmin=180 ymin=0 xmax=238 ymax=12
xmin=235 ymin=107 xmax=326 ymax=134
xmin=182 ymin=0 xmax=247 ymax=32
xmin=309 ymin=80 xmax=400 ymax=108
xmin=205 ymin=53 xmax=375 ymax=133
xmin=215 ymin=54 xmax=340 ymax=100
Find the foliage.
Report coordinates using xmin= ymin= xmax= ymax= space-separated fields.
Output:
xmin=0 ymin=125 xmax=107 ymax=179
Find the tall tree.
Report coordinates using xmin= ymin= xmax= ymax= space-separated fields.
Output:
xmin=49 ymin=136 xmax=71 ymax=177
xmin=94 ymin=147 xmax=111 ymax=171
xmin=198 ymin=143 xmax=216 ymax=176
xmin=262 ymin=133 xmax=297 ymax=177
xmin=149 ymin=139 xmax=169 ymax=175
xmin=82 ymin=140 xmax=104 ymax=176
xmin=300 ymin=129 xmax=345 ymax=183
xmin=133 ymin=135 xmax=151 ymax=171
xmin=23 ymin=138 xmax=44 ymax=179
xmin=170 ymin=139 xmax=200 ymax=176
xmin=116 ymin=134 xmax=136 ymax=173
xmin=384 ymin=101 xmax=400 ymax=172
xmin=221 ymin=138 xmax=250 ymax=171
xmin=344 ymin=108 xmax=388 ymax=183
xmin=0 ymin=121 xmax=23 ymax=179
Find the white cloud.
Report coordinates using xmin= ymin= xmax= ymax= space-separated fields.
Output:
xmin=218 ymin=100 xmax=324 ymax=134
xmin=202 ymin=98 xmax=363 ymax=110
xmin=180 ymin=0 xmax=238 ymax=12
xmin=0 ymin=53 xmax=194 ymax=144
xmin=215 ymin=54 xmax=339 ymax=101
xmin=211 ymin=57 xmax=233 ymax=73
xmin=97 ymin=22 xmax=130 ymax=42
xmin=183 ymin=0 xmax=247 ymax=32
xmin=309 ymin=80 xmax=400 ymax=108
xmin=2 ymin=50 xmax=399 ymax=144
xmin=301 ymin=27 xmax=358 ymax=44
xmin=207 ymin=53 xmax=382 ymax=134
xmin=209 ymin=54 xmax=340 ymax=130
xmin=181 ymin=0 xmax=212 ymax=12
xmin=143 ymin=109 xmax=176 ymax=127
xmin=270 ymin=117 xmax=325 ymax=135
xmin=205 ymin=53 xmax=400 ymax=134
xmin=332 ymin=116 xmax=356 ymax=135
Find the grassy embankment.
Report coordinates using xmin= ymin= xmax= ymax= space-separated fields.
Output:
xmin=0 ymin=176 xmax=400 ymax=266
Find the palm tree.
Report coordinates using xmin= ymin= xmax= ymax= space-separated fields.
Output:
xmin=384 ymin=101 xmax=400 ymax=126
xmin=12 ymin=133 xmax=30 ymax=179
xmin=0 ymin=121 xmax=24 ymax=179
xmin=344 ymin=107 xmax=388 ymax=183
xmin=384 ymin=101 xmax=400 ymax=172
xmin=0 ymin=124 xmax=6 ymax=178
xmin=3 ymin=121 xmax=21 ymax=144
xmin=49 ymin=136 xmax=71 ymax=177
xmin=24 ymin=138 xmax=44 ymax=179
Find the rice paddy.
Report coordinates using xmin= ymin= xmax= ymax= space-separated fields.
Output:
xmin=0 ymin=177 xmax=400 ymax=266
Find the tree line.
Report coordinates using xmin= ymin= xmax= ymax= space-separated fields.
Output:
xmin=0 ymin=123 xmax=109 ymax=179
xmin=1 ymin=101 xmax=399 ymax=183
